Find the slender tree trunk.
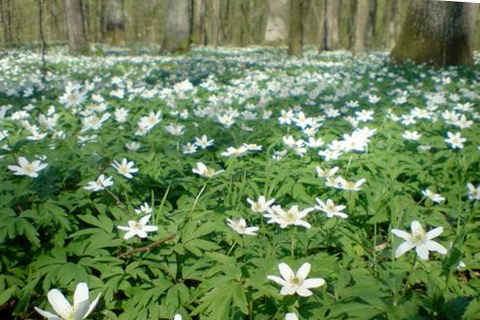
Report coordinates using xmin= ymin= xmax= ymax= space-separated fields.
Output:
xmin=205 ymin=0 xmax=220 ymax=47
xmin=65 ymin=0 xmax=89 ymax=54
xmin=192 ymin=0 xmax=204 ymax=44
xmin=104 ymin=0 xmax=126 ymax=45
xmin=288 ymin=0 xmax=304 ymax=55
xmin=325 ymin=0 xmax=339 ymax=50
xmin=264 ymin=0 xmax=288 ymax=45
xmin=161 ymin=0 xmax=191 ymax=53
xmin=353 ymin=0 xmax=369 ymax=55
xmin=391 ymin=0 xmax=477 ymax=66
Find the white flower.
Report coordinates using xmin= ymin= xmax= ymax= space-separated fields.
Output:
xmin=192 ymin=162 xmax=224 ymax=178
xmin=266 ymin=205 xmax=314 ymax=229
xmin=221 ymin=146 xmax=248 ymax=157
xmin=285 ymin=313 xmax=299 ymax=320
xmin=117 ymin=214 xmax=158 ymax=239
xmin=83 ymin=174 xmax=113 ymax=191
xmin=267 ymin=262 xmax=325 ymax=297
xmin=445 ymin=132 xmax=466 ymax=150
xmin=112 ymin=158 xmax=138 ymax=179
xmin=391 ymin=221 xmax=447 ymax=260
xmin=402 ymin=131 xmax=421 ymax=141
xmin=246 ymin=196 xmax=275 ymax=213
xmin=135 ymin=202 xmax=152 ymax=215
xmin=315 ymin=166 xmax=339 ymax=178
xmin=314 ymin=198 xmax=348 ymax=218
xmin=337 ymin=177 xmax=366 ymax=191
xmin=226 ymin=218 xmax=259 ymax=235
xmin=125 ymin=141 xmax=141 ymax=151
xmin=194 ymin=135 xmax=214 ymax=149
xmin=8 ymin=157 xmax=48 ymax=178
xmin=422 ymin=189 xmax=445 ymax=203
xmin=34 ymin=282 xmax=101 ymax=320
xmin=174 ymin=314 xmax=183 ymax=320
xmin=467 ymin=183 xmax=480 ymax=201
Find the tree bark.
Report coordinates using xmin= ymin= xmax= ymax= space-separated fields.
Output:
xmin=391 ymin=0 xmax=477 ymax=66
xmin=288 ymin=0 xmax=304 ymax=55
xmin=161 ymin=0 xmax=191 ymax=53
xmin=264 ymin=0 xmax=288 ymax=45
xmin=205 ymin=0 xmax=220 ymax=47
xmin=104 ymin=0 xmax=125 ymax=45
xmin=65 ymin=0 xmax=89 ymax=54
xmin=353 ymin=0 xmax=370 ymax=55
xmin=325 ymin=0 xmax=339 ymax=50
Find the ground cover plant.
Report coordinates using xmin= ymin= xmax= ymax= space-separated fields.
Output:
xmin=0 ymin=47 xmax=479 ymax=320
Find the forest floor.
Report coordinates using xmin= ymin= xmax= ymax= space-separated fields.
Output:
xmin=0 ymin=47 xmax=479 ymax=320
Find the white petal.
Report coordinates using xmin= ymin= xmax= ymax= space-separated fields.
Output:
xmin=143 ymin=226 xmax=158 ymax=232
xmin=425 ymin=240 xmax=447 ymax=255
xmin=123 ymin=230 xmax=136 ymax=239
xmin=295 ymin=286 xmax=313 ymax=297
xmin=139 ymin=214 xmax=152 ymax=225
xmin=74 ymin=300 xmax=89 ymax=320
xmin=278 ymin=263 xmax=294 ymax=281
xmin=47 ymin=289 xmax=72 ymax=319
xmin=302 ymin=278 xmax=325 ymax=289
xmin=280 ymin=286 xmax=296 ymax=295
xmin=296 ymin=263 xmax=311 ymax=279
xmin=34 ymin=307 xmax=62 ymax=320
xmin=285 ymin=313 xmax=299 ymax=320
xmin=85 ymin=292 xmax=101 ymax=318
xmin=415 ymin=244 xmax=430 ymax=260
xmin=395 ymin=241 xmax=415 ymax=258
xmin=410 ymin=221 xmax=424 ymax=234
xmin=391 ymin=229 xmax=411 ymax=241
xmin=267 ymin=275 xmax=287 ymax=286
xmin=117 ymin=226 xmax=130 ymax=231
xmin=73 ymin=283 xmax=89 ymax=308
xmin=426 ymin=227 xmax=443 ymax=240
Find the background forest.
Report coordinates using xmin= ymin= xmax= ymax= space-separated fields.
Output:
xmin=2 ymin=0 xmax=480 ymax=53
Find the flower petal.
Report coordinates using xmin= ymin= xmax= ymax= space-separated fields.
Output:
xmin=426 ymin=227 xmax=443 ymax=240
xmin=47 ymin=289 xmax=72 ymax=319
xmin=391 ymin=229 xmax=411 ymax=241
xmin=415 ymin=243 xmax=430 ymax=260
xmin=425 ymin=240 xmax=447 ymax=255
xmin=295 ymin=286 xmax=313 ymax=297
xmin=278 ymin=263 xmax=294 ymax=281
xmin=410 ymin=221 xmax=424 ymax=234
xmin=139 ymin=214 xmax=152 ymax=225
xmin=395 ymin=241 xmax=415 ymax=258
xmin=302 ymin=278 xmax=325 ymax=289
xmin=296 ymin=263 xmax=311 ymax=279
xmin=267 ymin=275 xmax=287 ymax=287
xmin=85 ymin=292 xmax=101 ymax=318
xmin=34 ymin=307 xmax=63 ymax=320
xmin=280 ymin=285 xmax=296 ymax=296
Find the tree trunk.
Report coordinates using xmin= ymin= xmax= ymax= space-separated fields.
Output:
xmin=205 ymin=0 xmax=220 ymax=47
xmin=288 ymin=0 xmax=304 ymax=55
xmin=161 ymin=0 xmax=191 ymax=53
xmin=104 ymin=0 xmax=125 ymax=45
xmin=391 ymin=0 xmax=477 ymax=66
xmin=353 ymin=0 xmax=370 ymax=55
xmin=65 ymin=0 xmax=89 ymax=54
xmin=264 ymin=0 xmax=288 ymax=45
xmin=325 ymin=0 xmax=339 ymax=50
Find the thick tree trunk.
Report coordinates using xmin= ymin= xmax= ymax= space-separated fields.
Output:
xmin=391 ymin=0 xmax=477 ymax=66
xmin=161 ymin=0 xmax=191 ymax=53
xmin=104 ymin=0 xmax=125 ymax=45
xmin=65 ymin=0 xmax=89 ymax=54
xmin=288 ymin=0 xmax=304 ymax=55
xmin=353 ymin=0 xmax=370 ymax=55
xmin=264 ymin=0 xmax=288 ymax=45
xmin=324 ymin=0 xmax=339 ymax=50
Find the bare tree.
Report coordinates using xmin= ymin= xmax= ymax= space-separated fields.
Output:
xmin=288 ymin=0 xmax=304 ymax=55
xmin=161 ymin=0 xmax=191 ymax=53
xmin=353 ymin=0 xmax=370 ymax=55
xmin=324 ymin=0 xmax=339 ymax=50
xmin=264 ymin=0 xmax=288 ymax=45
xmin=104 ymin=0 xmax=125 ymax=45
xmin=391 ymin=0 xmax=478 ymax=66
xmin=65 ymin=0 xmax=89 ymax=54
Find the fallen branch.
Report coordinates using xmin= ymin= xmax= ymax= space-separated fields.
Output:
xmin=117 ymin=233 xmax=175 ymax=259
